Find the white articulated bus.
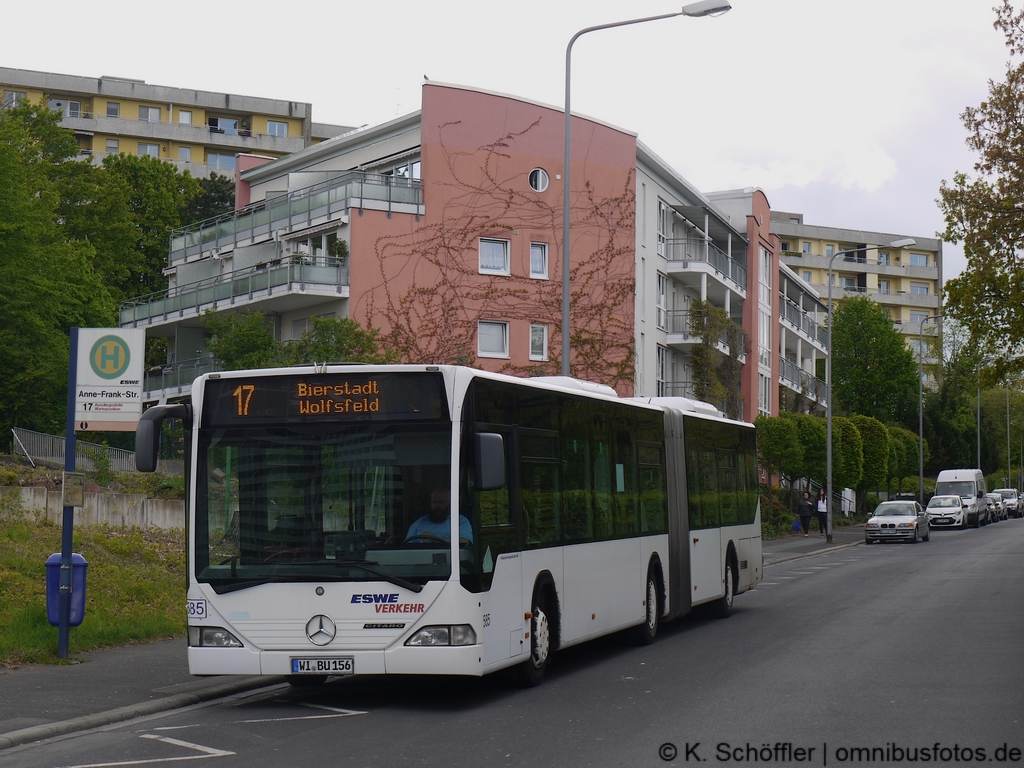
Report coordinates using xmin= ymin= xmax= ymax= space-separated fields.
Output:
xmin=136 ymin=365 xmax=762 ymax=686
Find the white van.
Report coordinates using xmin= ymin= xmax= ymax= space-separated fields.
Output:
xmin=933 ymin=469 xmax=987 ymax=529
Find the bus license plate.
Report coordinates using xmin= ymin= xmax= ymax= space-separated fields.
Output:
xmin=291 ymin=657 xmax=355 ymax=675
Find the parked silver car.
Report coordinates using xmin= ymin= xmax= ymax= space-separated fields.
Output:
xmin=986 ymin=492 xmax=1006 ymax=522
xmin=865 ymin=501 xmax=930 ymax=544
xmin=994 ymin=488 xmax=1020 ymax=519
xmin=926 ymin=494 xmax=969 ymax=529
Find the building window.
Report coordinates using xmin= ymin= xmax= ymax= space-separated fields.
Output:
xmin=529 ymin=324 xmax=548 ymax=361
xmin=825 ymin=244 xmax=835 ymax=258
xmin=178 ymin=147 xmax=191 ymax=163
xmin=66 ymin=101 xmax=82 ymax=118
xmin=479 ymin=238 xmax=510 ymax=275
xmin=207 ymin=152 xmax=237 ymax=173
xmin=656 ymin=345 xmax=667 ymax=397
xmin=267 ymin=120 xmax=288 ymax=137
xmin=530 ymin=243 xmax=548 ymax=279
xmin=138 ymin=106 xmax=161 ymax=123
xmin=529 ymin=168 xmax=549 ymax=192
xmin=657 ymin=201 xmax=672 ymax=257
xmin=780 ymin=241 xmax=791 ymax=253
xmin=910 ymin=282 xmax=930 ymax=295
xmin=478 ymin=321 xmax=509 ymax=358
xmin=208 ymin=116 xmax=238 ymax=135
xmin=879 ymin=279 xmax=890 ymax=295
xmin=910 ymin=311 xmax=929 ymax=325
xmin=178 ymin=110 xmax=192 ymax=126
xmin=105 ymin=139 xmax=119 ymax=154
xmin=1 ymin=91 xmax=27 ymax=109
xmin=106 ymin=102 xmax=120 ymax=118
xmin=758 ymin=373 xmax=770 ymax=416
xmin=802 ymin=242 xmax=812 ymax=255
xmin=877 ymin=251 xmax=890 ymax=266
xmin=802 ymin=270 xmax=812 ymax=283
xmin=656 ymin=273 xmax=668 ymax=330
xmin=910 ymin=253 xmax=929 ymax=267
xmin=137 ymin=143 xmax=160 ymax=158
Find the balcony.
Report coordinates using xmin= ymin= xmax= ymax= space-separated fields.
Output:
xmin=120 ymin=257 xmax=349 ymax=327
xmin=169 ymin=171 xmax=423 ymax=264
xmin=143 ymin=356 xmax=222 ymax=403
xmin=779 ymin=355 xmax=828 ymax=404
xmin=779 ymin=299 xmax=828 ymax=349
xmin=661 ymin=237 xmax=747 ymax=297
xmin=664 ymin=310 xmax=730 ymax=355
xmin=810 ymin=283 xmax=940 ymax=309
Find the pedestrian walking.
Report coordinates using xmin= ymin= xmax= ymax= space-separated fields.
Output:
xmin=797 ymin=491 xmax=814 ymax=538
xmin=816 ymin=489 xmax=828 ymax=538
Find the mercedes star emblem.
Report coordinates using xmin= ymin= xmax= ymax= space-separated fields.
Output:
xmin=305 ymin=614 xmax=337 ymax=646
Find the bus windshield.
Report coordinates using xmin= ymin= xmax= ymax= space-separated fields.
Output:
xmin=195 ymin=422 xmax=455 ymax=592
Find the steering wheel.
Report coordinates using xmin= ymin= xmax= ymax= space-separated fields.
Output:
xmin=403 ymin=531 xmax=446 ymax=544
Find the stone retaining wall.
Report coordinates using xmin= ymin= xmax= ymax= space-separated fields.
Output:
xmin=0 ymin=487 xmax=185 ymax=530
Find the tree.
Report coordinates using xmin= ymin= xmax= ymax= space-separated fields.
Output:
xmin=280 ymin=316 xmax=396 ymax=366
xmin=832 ymin=416 xmax=864 ymax=493
xmin=851 ymin=415 xmax=889 ymax=514
xmin=186 ymin=172 xmax=235 ymax=225
xmin=755 ymin=415 xmax=804 ymax=512
xmin=201 ymin=311 xmax=278 ymax=371
xmin=831 ymin=295 xmax=918 ymax=428
xmin=887 ymin=426 xmax=926 ymax=494
xmin=938 ymin=0 xmax=1024 ymax=377
xmin=782 ymin=412 xmax=826 ymax=487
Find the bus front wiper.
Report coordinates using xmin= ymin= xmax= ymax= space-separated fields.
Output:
xmin=327 ymin=560 xmax=424 ymax=593
xmin=211 ymin=577 xmax=287 ymax=594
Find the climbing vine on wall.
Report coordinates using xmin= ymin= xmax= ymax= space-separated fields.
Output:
xmin=356 ymin=119 xmax=637 ymax=393
xmin=690 ymin=299 xmax=746 ymax=419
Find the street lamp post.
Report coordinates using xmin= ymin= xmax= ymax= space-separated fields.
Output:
xmin=561 ymin=0 xmax=731 ymax=376
xmin=917 ymin=314 xmax=942 ymax=504
xmin=825 ymin=238 xmax=915 ymax=543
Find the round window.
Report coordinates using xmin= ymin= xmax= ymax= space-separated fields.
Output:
xmin=529 ymin=168 xmax=549 ymax=192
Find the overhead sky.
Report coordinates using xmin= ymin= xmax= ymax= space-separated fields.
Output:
xmin=5 ymin=0 xmax=1011 ymax=279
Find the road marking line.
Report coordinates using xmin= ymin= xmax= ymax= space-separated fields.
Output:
xmin=302 ymin=704 xmax=368 ymax=715
xmin=240 ymin=705 xmax=367 ymax=723
xmin=57 ymin=735 xmax=234 ymax=768
xmin=759 ymin=582 xmax=780 ymax=585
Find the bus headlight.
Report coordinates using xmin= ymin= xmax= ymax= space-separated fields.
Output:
xmin=189 ymin=626 xmax=243 ymax=647
xmin=405 ymin=625 xmax=477 ymax=647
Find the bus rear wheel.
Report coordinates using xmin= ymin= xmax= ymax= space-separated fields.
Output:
xmin=711 ymin=557 xmax=736 ymax=619
xmin=630 ymin=567 xmax=661 ymax=645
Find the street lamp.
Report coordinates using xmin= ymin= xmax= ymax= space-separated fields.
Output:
xmin=825 ymin=237 xmax=915 ymax=543
xmin=561 ymin=0 xmax=732 ymax=376
xmin=917 ymin=313 xmax=942 ymax=504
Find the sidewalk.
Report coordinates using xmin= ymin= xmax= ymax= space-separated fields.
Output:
xmin=0 ymin=638 xmax=281 ymax=750
xmin=762 ymin=523 xmax=864 ymax=566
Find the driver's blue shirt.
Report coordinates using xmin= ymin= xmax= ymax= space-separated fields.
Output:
xmin=406 ymin=514 xmax=473 ymax=543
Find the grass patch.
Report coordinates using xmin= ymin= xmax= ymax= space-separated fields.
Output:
xmin=0 ymin=496 xmax=185 ymax=667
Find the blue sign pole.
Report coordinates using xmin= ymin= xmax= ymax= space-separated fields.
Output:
xmin=59 ymin=327 xmax=79 ymax=660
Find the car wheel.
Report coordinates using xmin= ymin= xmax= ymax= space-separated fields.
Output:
xmin=512 ymin=587 xmax=553 ymax=687
xmin=864 ymin=537 xmax=872 ymax=545
xmin=923 ymin=525 xmax=930 ymax=541
xmin=630 ymin=566 xmax=661 ymax=645
xmin=711 ymin=557 xmax=736 ymax=619
xmin=911 ymin=526 xmax=919 ymax=543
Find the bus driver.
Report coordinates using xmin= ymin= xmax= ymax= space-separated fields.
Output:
xmin=405 ymin=487 xmax=473 ymax=545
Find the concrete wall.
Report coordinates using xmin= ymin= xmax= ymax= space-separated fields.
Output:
xmin=1 ymin=487 xmax=184 ymax=530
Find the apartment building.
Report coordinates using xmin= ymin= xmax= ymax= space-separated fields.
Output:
xmin=0 ymin=67 xmax=352 ymax=177
xmin=772 ymin=211 xmax=942 ymax=358
xmin=119 ymin=82 xmax=814 ymax=422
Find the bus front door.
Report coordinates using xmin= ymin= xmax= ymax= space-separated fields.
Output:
xmin=481 ymin=553 xmax=523 ymax=667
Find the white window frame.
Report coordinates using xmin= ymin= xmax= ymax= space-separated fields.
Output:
xmin=910 ymin=253 xmax=929 ymax=267
xmin=178 ymin=110 xmax=192 ymax=126
xmin=478 ymin=321 xmax=510 ymax=358
xmin=909 ymin=282 xmax=930 ymax=295
xmin=910 ymin=311 xmax=929 ymax=325
xmin=657 ymin=201 xmax=672 ymax=257
xmin=138 ymin=105 xmax=161 ymax=123
xmin=656 ymin=273 xmax=668 ymax=330
xmin=267 ymin=120 xmax=288 ymax=137
xmin=529 ymin=324 xmax=548 ymax=361
xmin=802 ymin=242 xmax=812 ymax=255
xmin=530 ymin=242 xmax=548 ymax=279
xmin=106 ymin=102 xmax=120 ymax=118
xmin=802 ymin=270 xmax=812 ymax=283
xmin=479 ymin=238 xmax=510 ymax=275
xmin=656 ymin=345 xmax=668 ymax=397
xmin=529 ymin=168 xmax=549 ymax=192
xmin=178 ymin=147 xmax=191 ymax=163
xmin=105 ymin=139 xmax=119 ymax=154
xmin=207 ymin=152 xmax=237 ymax=173
xmin=877 ymin=251 xmax=890 ymax=266
xmin=137 ymin=143 xmax=160 ymax=158
xmin=878 ymin=279 xmax=891 ymax=295
xmin=825 ymin=244 xmax=835 ymax=258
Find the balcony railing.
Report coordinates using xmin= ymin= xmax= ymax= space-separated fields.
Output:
xmin=662 ymin=237 xmax=746 ymax=289
xmin=664 ymin=310 xmax=729 ymax=347
xmin=779 ymin=355 xmax=828 ymax=403
xmin=120 ymin=257 xmax=349 ymax=325
xmin=144 ymin=356 xmax=221 ymax=396
xmin=779 ymin=299 xmax=827 ymax=346
xmin=169 ymin=171 xmax=422 ymax=264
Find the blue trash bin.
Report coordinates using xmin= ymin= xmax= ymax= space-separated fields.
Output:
xmin=45 ymin=553 xmax=88 ymax=627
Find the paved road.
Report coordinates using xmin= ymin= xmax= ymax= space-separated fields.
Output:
xmin=5 ymin=518 xmax=1023 ymax=768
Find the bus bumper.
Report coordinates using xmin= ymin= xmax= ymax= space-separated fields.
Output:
xmin=187 ymin=645 xmax=483 ymax=677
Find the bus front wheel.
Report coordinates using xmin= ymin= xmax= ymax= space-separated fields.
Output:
xmin=513 ymin=589 xmax=553 ymax=687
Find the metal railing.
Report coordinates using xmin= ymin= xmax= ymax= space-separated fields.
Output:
xmin=664 ymin=310 xmax=730 ymax=347
xmin=778 ymin=356 xmax=828 ymax=402
xmin=662 ymin=237 xmax=747 ymax=289
xmin=144 ymin=356 xmax=221 ymax=394
xmin=120 ymin=257 xmax=348 ymax=324
xmin=169 ymin=171 xmax=422 ymax=263
xmin=11 ymin=428 xmax=137 ymax=474
xmin=779 ymin=299 xmax=827 ymax=345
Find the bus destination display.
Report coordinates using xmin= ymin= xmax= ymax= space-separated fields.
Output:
xmin=202 ymin=373 xmax=448 ymax=426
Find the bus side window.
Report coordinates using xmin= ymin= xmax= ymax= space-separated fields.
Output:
xmin=561 ymin=400 xmax=593 ymax=542
xmin=612 ymin=419 xmax=638 ymax=537
xmin=521 ymin=431 xmax=560 ymax=547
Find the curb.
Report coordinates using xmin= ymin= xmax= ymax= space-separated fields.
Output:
xmin=764 ymin=539 xmax=863 ymax=567
xmin=0 ymin=675 xmax=285 ymax=751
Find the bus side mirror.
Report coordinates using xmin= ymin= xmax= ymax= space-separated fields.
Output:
xmin=475 ymin=433 xmax=505 ymax=492
xmin=135 ymin=404 xmax=192 ymax=472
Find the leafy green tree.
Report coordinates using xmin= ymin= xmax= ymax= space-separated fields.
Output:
xmin=832 ymin=416 xmax=864 ymax=492
xmin=755 ymin=415 xmax=804 ymax=513
xmin=186 ymin=172 xmax=235 ymax=225
xmin=888 ymin=426 xmax=927 ymax=494
xmin=851 ymin=415 xmax=889 ymax=514
xmin=201 ymin=311 xmax=278 ymax=370
xmin=280 ymin=316 xmax=396 ymax=366
xmin=938 ymin=1 xmax=1024 ymax=378
xmin=0 ymin=104 xmax=115 ymax=435
xmin=831 ymin=295 xmax=918 ymax=428
xmin=782 ymin=412 xmax=826 ymax=486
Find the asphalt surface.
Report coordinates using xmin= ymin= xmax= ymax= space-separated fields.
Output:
xmin=0 ymin=523 xmax=865 ymax=751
